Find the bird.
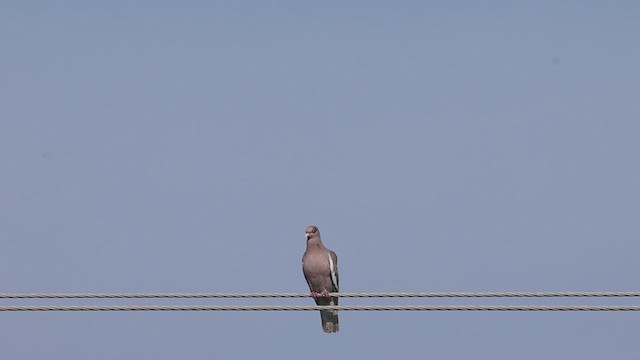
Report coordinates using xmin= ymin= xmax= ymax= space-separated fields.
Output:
xmin=302 ymin=225 xmax=339 ymax=333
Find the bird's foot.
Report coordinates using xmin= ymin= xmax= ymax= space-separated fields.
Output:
xmin=321 ymin=290 xmax=330 ymax=298
xmin=310 ymin=291 xmax=319 ymax=299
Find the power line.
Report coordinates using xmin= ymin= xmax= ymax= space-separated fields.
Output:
xmin=3 ymin=292 xmax=637 ymax=312
xmin=2 ymin=291 xmax=640 ymax=299
xmin=1 ymin=305 xmax=640 ymax=312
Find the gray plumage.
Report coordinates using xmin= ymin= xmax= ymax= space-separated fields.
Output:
xmin=302 ymin=225 xmax=339 ymax=333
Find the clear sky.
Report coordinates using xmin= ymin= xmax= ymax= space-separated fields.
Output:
xmin=2 ymin=1 xmax=640 ymax=358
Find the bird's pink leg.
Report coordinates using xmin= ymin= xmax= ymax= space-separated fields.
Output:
xmin=321 ymin=290 xmax=330 ymax=298
xmin=310 ymin=291 xmax=319 ymax=299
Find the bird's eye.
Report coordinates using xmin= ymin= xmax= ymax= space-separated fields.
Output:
xmin=312 ymin=228 xmax=317 ymax=233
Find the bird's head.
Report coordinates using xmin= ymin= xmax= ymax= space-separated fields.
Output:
xmin=305 ymin=225 xmax=320 ymax=241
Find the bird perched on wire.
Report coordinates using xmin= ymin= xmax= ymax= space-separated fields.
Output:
xmin=302 ymin=225 xmax=339 ymax=333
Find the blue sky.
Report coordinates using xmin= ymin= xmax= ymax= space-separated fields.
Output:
xmin=1 ymin=1 xmax=640 ymax=358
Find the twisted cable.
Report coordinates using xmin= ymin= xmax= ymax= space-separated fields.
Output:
xmin=1 ymin=305 xmax=639 ymax=312
xmin=2 ymin=291 xmax=639 ymax=299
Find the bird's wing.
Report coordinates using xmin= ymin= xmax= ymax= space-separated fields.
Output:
xmin=328 ymin=250 xmax=339 ymax=292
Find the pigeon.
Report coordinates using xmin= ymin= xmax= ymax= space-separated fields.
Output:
xmin=302 ymin=225 xmax=339 ymax=333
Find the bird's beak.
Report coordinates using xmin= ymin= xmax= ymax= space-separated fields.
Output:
xmin=305 ymin=233 xmax=311 ymax=240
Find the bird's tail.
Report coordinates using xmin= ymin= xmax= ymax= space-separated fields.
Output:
xmin=320 ymin=297 xmax=339 ymax=333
